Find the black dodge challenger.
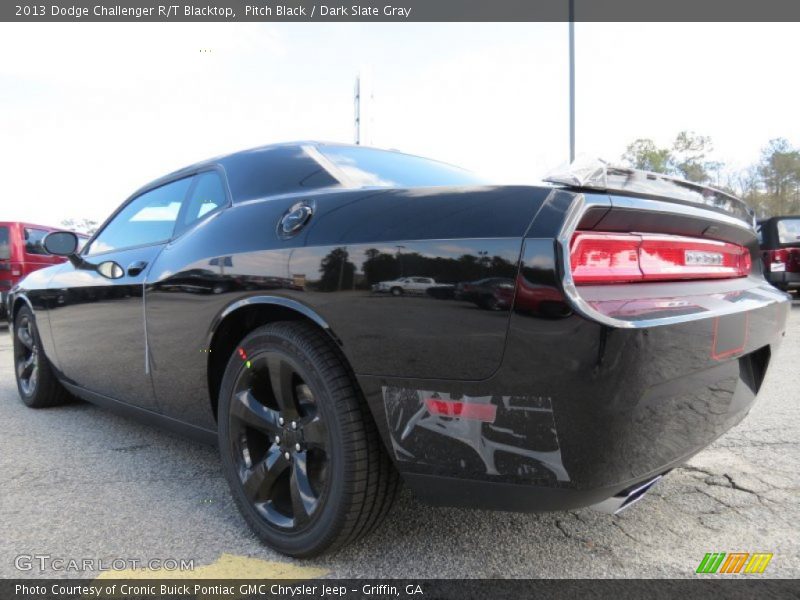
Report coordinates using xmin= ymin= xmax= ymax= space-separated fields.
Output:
xmin=7 ymin=143 xmax=790 ymax=556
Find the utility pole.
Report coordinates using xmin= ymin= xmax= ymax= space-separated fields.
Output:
xmin=568 ymin=0 xmax=575 ymax=163
xmin=354 ymin=75 xmax=361 ymax=145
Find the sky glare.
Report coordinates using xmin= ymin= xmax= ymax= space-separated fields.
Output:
xmin=1 ymin=22 xmax=798 ymax=226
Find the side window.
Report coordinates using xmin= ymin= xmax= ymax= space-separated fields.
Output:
xmin=24 ymin=228 xmax=49 ymax=255
xmin=87 ymin=178 xmax=192 ymax=256
xmin=175 ymin=171 xmax=227 ymax=237
xmin=0 ymin=226 xmax=9 ymax=260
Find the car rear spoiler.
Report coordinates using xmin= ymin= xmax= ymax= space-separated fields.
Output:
xmin=544 ymin=159 xmax=755 ymax=227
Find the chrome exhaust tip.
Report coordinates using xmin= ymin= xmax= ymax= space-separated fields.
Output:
xmin=590 ymin=475 xmax=663 ymax=515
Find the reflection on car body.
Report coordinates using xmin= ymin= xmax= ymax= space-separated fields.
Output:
xmin=372 ymin=276 xmax=451 ymax=296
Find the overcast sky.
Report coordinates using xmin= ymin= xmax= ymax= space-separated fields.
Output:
xmin=1 ymin=22 xmax=799 ymax=227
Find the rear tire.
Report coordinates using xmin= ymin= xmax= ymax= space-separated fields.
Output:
xmin=218 ymin=321 xmax=399 ymax=557
xmin=13 ymin=306 xmax=71 ymax=408
xmin=390 ymin=287 xmax=403 ymax=296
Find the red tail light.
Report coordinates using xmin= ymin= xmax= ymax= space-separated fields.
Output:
xmin=570 ymin=232 xmax=751 ymax=285
xmin=424 ymin=398 xmax=497 ymax=423
xmin=769 ymin=248 xmax=800 ymax=273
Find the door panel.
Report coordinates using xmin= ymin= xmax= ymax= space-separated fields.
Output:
xmin=46 ymin=175 xmax=196 ymax=408
xmin=47 ymin=244 xmax=166 ymax=409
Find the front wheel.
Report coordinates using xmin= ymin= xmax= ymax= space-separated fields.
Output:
xmin=13 ymin=306 xmax=71 ymax=408
xmin=218 ymin=321 xmax=399 ymax=557
xmin=390 ymin=287 xmax=403 ymax=296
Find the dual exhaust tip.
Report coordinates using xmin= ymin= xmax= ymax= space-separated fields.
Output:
xmin=590 ymin=474 xmax=664 ymax=515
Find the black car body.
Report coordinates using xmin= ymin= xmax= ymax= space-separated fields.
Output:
xmin=7 ymin=144 xmax=791 ymax=556
xmin=757 ymin=216 xmax=800 ymax=290
xmin=455 ymin=277 xmax=515 ymax=309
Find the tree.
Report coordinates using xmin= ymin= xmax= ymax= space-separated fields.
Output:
xmin=671 ymin=131 xmax=716 ymax=183
xmin=363 ymin=249 xmax=400 ymax=284
xmin=317 ymin=247 xmax=355 ymax=292
xmin=620 ymin=131 xmax=718 ymax=183
xmin=61 ymin=218 xmax=99 ymax=235
xmin=728 ymin=165 xmax=765 ymax=215
xmin=757 ymin=138 xmax=800 ymax=216
xmin=621 ymin=133 xmax=800 ymax=218
xmin=621 ymin=139 xmax=671 ymax=173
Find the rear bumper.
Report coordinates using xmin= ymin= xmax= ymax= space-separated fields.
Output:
xmin=403 ymin=472 xmax=667 ymax=514
xmin=362 ymin=275 xmax=790 ymax=512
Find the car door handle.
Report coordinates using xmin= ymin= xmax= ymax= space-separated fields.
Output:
xmin=127 ymin=260 xmax=148 ymax=277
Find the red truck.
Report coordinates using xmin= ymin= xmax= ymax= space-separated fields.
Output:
xmin=0 ymin=222 xmax=89 ymax=319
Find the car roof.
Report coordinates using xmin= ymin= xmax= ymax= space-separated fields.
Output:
xmin=759 ymin=215 xmax=800 ymax=223
xmin=129 ymin=141 xmax=482 ymax=205
xmin=139 ymin=141 xmax=388 ymax=190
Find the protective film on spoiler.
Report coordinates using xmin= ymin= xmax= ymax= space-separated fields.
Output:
xmin=381 ymin=387 xmax=570 ymax=483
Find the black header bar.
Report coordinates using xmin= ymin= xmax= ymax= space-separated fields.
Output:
xmin=5 ymin=0 xmax=800 ymax=22
xmin=2 ymin=579 xmax=800 ymax=600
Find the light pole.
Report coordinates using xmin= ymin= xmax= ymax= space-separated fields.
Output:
xmin=569 ymin=0 xmax=575 ymax=163
xmin=354 ymin=75 xmax=361 ymax=145
xmin=395 ymin=245 xmax=406 ymax=276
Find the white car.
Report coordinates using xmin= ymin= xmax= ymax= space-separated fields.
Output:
xmin=372 ymin=276 xmax=447 ymax=296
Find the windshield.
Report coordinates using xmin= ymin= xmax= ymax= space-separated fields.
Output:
xmin=318 ymin=145 xmax=489 ymax=189
xmin=0 ymin=226 xmax=9 ymax=260
xmin=777 ymin=218 xmax=800 ymax=245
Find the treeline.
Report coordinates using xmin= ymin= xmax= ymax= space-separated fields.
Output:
xmin=621 ymin=132 xmax=800 ymax=217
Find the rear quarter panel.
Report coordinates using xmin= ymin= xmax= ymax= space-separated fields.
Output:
xmin=144 ymin=185 xmax=553 ymax=428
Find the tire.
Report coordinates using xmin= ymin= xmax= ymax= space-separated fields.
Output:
xmin=13 ymin=306 xmax=71 ymax=408
xmin=390 ymin=287 xmax=403 ymax=296
xmin=218 ymin=321 xmax=399 ymax=557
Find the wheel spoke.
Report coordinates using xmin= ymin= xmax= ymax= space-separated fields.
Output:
xmin=17 ymin=325 xmax=33 ymax=350
xmin=28 ymin=366 xmax=38 ymax=391
xmin=17 ymin=352 xmax=36 ymax=379
xmin=241 ymin=446 xmax=289 ymax=503
xmin=266 ymin=355 xmax=298 ymax=417
xmin=231 ymin=390 xmax=282 ymax=435
xmin=302 ymin=415 xmax=327 ymax=449
xmin=290 ymin=451 xmax=318 ymax=525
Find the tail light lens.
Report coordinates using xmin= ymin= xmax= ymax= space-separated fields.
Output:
xmin=570 ymin=232 xmax=751 ymax=285
xmin=772 ymin=248 xmax=800 ymax=272
xmin=424 ymin=398 xmax=497 ymax=423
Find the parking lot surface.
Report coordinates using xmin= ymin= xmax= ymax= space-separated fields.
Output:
xmin=1 ymin=298 xmax=799 ymax=579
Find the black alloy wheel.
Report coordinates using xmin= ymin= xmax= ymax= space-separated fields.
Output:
xmin=15 ymin=312 xmax=39 ymax=397
xmin=227 ymin=350 xmax=330 ymax=530
xmin=218 ymin=321 xmax=399 ymax=557
xmin=13 ymin=306 xmax=71 ymax=408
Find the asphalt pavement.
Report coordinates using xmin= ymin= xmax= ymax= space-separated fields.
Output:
xmin=1 ymin=298 xmax=799 ymax=579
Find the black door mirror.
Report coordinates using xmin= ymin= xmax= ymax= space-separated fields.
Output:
xmin=43 ymin=231 xmax=79 ymax=256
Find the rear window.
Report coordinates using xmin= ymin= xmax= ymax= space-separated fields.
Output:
xmin=24 ymin=228 xmax=49 ymax=255
xmin=318 ymin=146 xmax=489 ymax=189
xmin=777 ymin=219 xmax=800 ymax=244
xmin=0 ymin=226 xmax=8 ymax=260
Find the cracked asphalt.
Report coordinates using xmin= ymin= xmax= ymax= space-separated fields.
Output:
xmin=1 ymin=297 xmax=798 ymax=579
